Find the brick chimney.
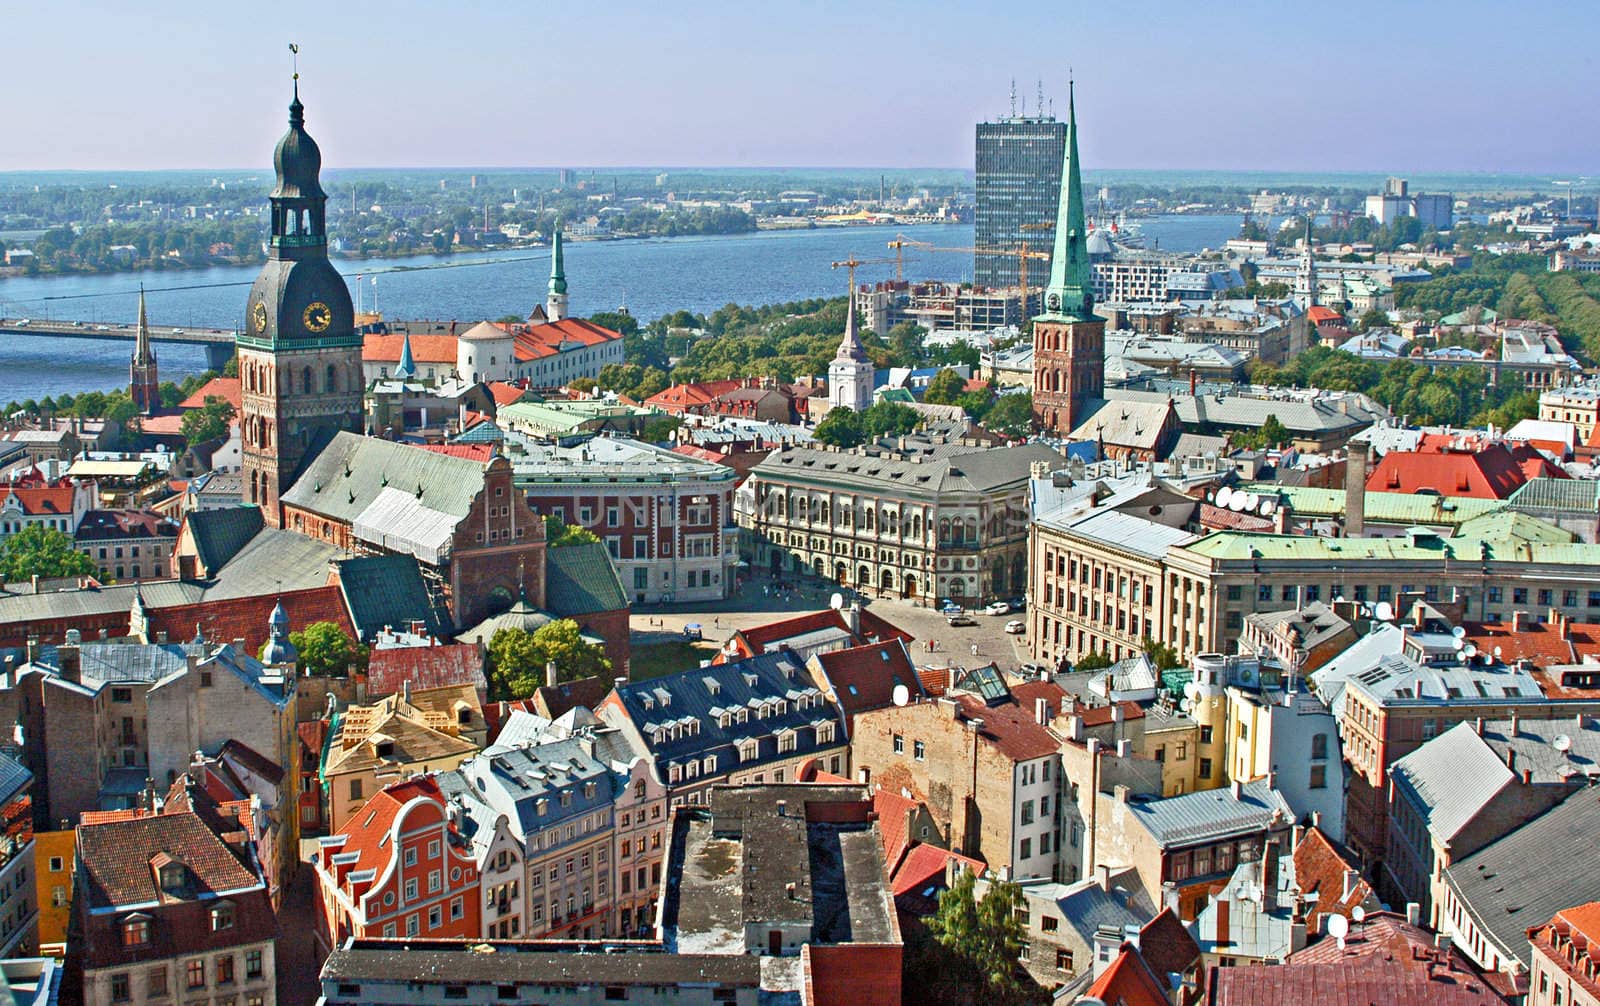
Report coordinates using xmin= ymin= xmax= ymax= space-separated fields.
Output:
xmin=1345 ymin=441 xmax=1368 ymax=537
xmin=1512 ymin=610 xmax=1528 ymax=632
xmin=57 ymin=640 xmax=81 ymax=685
xmin=1216 ymin=897 xmax=1231 ymax=947
xmin=546 ymin=661 xmax=559 ymax=689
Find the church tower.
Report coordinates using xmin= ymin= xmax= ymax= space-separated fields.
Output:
xmin=827 ymin=284 xmax=874 ymax=414
xmin=1031 ymin=82 xmax=1104 ymax=438
xmin=238 ymin=77 xmax=364 ymax=526
xmin=1294 ymin=217 xmax=1319 ymax=309
xmin=129 ymin=286 xmax=159 ymax=415
xmin=545 ymin=223 xmax=569 ymax=321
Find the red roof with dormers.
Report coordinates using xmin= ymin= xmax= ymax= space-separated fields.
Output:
xmin=334 ymin=776 xmax=448 ymax=882
xmin=725 ymin=608 xmax=914 ymax=661
xmin=3 ymin=481 xmax=75 ymax=516
xmin=1087 ymin=945 xmax=1173 ymax=1006
xmin=508 ymin=318 xmax=623 ymax=363
xmin=812 ymin=640 xmax=924 ymax=729
xmin=1367 ymin=441 xmax=1564 ymax=499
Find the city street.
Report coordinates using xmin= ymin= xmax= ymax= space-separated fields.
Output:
xmin=628 ymin=571 xmax=1032 ymax=677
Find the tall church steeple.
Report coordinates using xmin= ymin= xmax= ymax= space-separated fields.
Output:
xmin=1031 ymin=79 xmax=1105 ymax=438
xmin=827 ymin=276 xmax=874 ymax=414
xmin=1044 ymin=82 xmax=1094 ymax=322
xmin=238 ymin=67 xmax=364 ymax=526
xmin=130 ymin=285 xmax=159 ymax=415
xmin=546 ymin=223 xmax=569 ymax=321
xmin=1294 ymin=216 xmax=1319 ymax=309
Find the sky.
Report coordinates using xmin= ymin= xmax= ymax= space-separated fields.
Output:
xmin=5 ymin=0 xmax=1598 ymax=174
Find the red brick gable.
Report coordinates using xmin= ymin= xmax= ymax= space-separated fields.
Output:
xmin=148 ymin=585 xmax=353 ymax=656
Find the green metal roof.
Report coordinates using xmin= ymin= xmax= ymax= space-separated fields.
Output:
xmin=335 ymin=554 xmax=451 ymax=642
xmin=1508 ymin=477 xmax=1600 ymax=513
xmin=1235 ymin=483 xmax=1503 ymax=527
xmin=1181 ymin=519 xmax=1595 ymax=565
xmin=544 ymin=541 xmax=628 ymax=616
xmin=184 ymin=506 xmax=265 ymax=574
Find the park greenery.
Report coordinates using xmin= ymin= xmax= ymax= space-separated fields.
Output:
xmin=0 ymin=525 xmax=95 ymax=582
xmin=487 ymin=621 xmax=612 ymax=698
xmin=179 ymin=395 xmax=236 ymax=444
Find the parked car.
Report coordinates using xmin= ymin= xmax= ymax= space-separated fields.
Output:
xmin=938 ymin=601 xmax=963 ymax=616
xmin=1008 ymin=598 xmax=1027 ymax=613
xmin=1020 ymin=661 xmax=1052 ymax=677
xmin=1004 ymin=619 xmax=1026 ymax=634
xmin=983 ymin=601 xmax=1011 ymax=616
xmin=946 ymin=613 xmax=976 ymax=627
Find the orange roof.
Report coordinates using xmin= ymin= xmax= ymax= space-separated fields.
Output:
xmin=509 ymin=318 xmax=623 ymax=363
xmin=137 ymin=410 xmax=187 ymax=436
xmin=1367 ymin=442 xmax=1561 ymax=499
xmin=179 ymin=376 xmax=242 ymax=412
xmin=873 ymin=788 xmax=919 ymax=874
xmin=417 ymin=443 xmax=495 ymax=462
xmin=2 ymin=483 xmax=75 ymax=516
xmin=334 ymin=777 xmax=445 ymax=880
xmin=916 ymin=666 xmax=950 ymax=696
xmin=1307 ymin=306 xmax=1343 ymax=324
xmin=889 ymin=843 xmax=985 ymax=899
xmin=954 ymin=680 xmax=1066 ymax=762
xmin=1084 ymin=946 xmax=1172 ymax=1006
xmin=363 ymin=333 xmax=458 ymax=365
xmin=486 ymin=382 xmax=526 ymax=407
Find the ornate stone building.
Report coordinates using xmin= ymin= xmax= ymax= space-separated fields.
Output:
xmin=238 ymin=81 xmax=364 ymax=525
xmin=1032 ymin=84 xmax=1105 ymax=439
xmin=741 ymin=439 xmax=1065 ymax=606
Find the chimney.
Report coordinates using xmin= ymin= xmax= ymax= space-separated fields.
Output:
xmin=24 ymin=636 xmax=38 ymax=666
xmin=1231 ymin=779 xmax=1244 ymax=800
xmin=1521 ymin=768 xmax=1533 ymax=785
xmin=1512 ymin=610 xmax=1527 ymax=632
xmin=1475 ymin=717 xmax=1484 ymax=736
xmin=1345 ymin=441 xmax=1368 ymax=537
xmin=1216 ymin=897 xmax=1231 ymax=947
xmin=1262 ymin=839 xmax=1281 ymax=909
xmin=546 ymin=661 xmax=558 ymax=689
xmin=1098 ymin=863 xmax=1112 ymax=892
xmin=1342 ymin=869 xmax=1360 ymax=902
xmin=1510 ymin=712 xmax=1519 ymax=737
xmin=1 ymin=655 xmax=13 ymax=690
xmin=1067 ymin=715 xmax=1085 ymax=742
xmin=1189 ymin=368 xmax=1198 ymax=396
xmin=1406 ymin=902 xmax=1421 ymax=927
xmin=1291 ymin=823 xmax=1305 ymax=850
xmin=1034 ymin=697 xmax=1050 ymax=726
xmin=58 ymin=642 xmax=81 ymax=685
xmin=1116 ymin=739 xmax=1132 ymax=758
xmin=1114 ymin=783 xmax=1129 ymax=804
xmin=844 ymin=601 xmax=861 ymax=637
xmin=402 ymin=679 xmax=411 ymax=704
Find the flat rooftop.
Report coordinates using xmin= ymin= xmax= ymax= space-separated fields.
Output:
xmin=320 ymin=939 xmax=760 ymax=987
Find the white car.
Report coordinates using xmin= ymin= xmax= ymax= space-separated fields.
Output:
xmin=1004 ymin=619 xmax=1025 ymax=634
xmin=984 ymin=601 xmax=1011 ymax=616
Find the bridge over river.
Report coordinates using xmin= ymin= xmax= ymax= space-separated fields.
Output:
xmin=0 ymin=318 xmax=237 ymax=371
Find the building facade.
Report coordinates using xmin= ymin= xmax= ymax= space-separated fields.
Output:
xmin=974 ymin=109 xmax=1065 ymax=289
xmin=74 ymin=509 xmax=179 ymax=582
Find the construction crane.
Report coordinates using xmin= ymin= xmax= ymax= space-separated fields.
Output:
xmin=829 ymin=254 xmax=898 ymax=295
xmin=889 ymin=238 xmax=1049 ymax=322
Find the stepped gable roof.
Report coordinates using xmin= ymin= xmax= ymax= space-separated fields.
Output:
xmin=809 ymin=639 xmax=922 ymax=725
xmin=281 ymin=431 xmax=486 ymax=525
xmin=178 ymin=376 xmax=242 ymax=412
xmin=544 ymin=541 xmax=628 ymax=616
xmin=77 ymin=811 xmax=260 ymax=909
xmin=366 ymin=644 xmax=485 ymax=700
xmin=334 ymin=553 xmax=450 ymax=643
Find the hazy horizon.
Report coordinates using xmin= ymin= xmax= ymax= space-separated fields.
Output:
xmin=5 ymin=0 xmax=1599 ymax=174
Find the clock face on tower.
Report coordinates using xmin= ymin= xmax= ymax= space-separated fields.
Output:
xmin=303 ymin=301 xmax=332 ymax=333
xmin=251 ymin=300 xmax=269 ymax=333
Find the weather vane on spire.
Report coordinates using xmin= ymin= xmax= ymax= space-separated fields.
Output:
xmin=289 ymin=42 xmax=300 ymax=81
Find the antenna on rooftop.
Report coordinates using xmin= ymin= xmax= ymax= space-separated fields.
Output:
xmin=1037 ymin=79 xmax=1045 ymax=118
xmin=1009 ymin=78 xmax=1017 ymax=117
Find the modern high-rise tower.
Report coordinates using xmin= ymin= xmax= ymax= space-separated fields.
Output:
xmin=975 ymin=93 xmax=1065 ymax=290
xmin=1031 ymin=83 xmax=1105 ymax=439
xmin=237 ymin=78 xmax=364 ymax=525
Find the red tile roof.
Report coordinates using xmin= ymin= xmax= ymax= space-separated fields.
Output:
xmin=2 ymin=482 xmax=75 ymax=516
xmin=1290 ymin=827 xmax=1376 ymax=930
xmin=1463 ymin=617 xmax=1600 ymax=673
xmin=333 ymin=776 xmax=446 ymax=880
xmin=1138 ymin=907 xmax=1202 ymax=988
xmin=363 ymin=333 xmax=459 ymax=364
xmin=77 ymin=811 xmax=260 ymax=909
xmin=873 ymin=788 xmax=920 ymax=874
xmin=1087 ymin=945 xmax=1174 ymax=1006
xmin=510 ymin=318 xmax=623 ymax=363
xmin=813 ymin=640 xmax=923 ymax=727
xmin=954 ymin=680 xmax=1067 ymax=762
xmin=889 ymin=843 xmax=985 ymax=900
xmin=732 ymin=608 xmax=915 ymax=656
xmin=1308 ymin=306 xmax=1343 ymax=325
xmin=1077 ymin=700 xmax=1147 ymax=728
xmin=1528 ymin=901 xmax=1600 ymax=1006
xmin=178 ymin=376 xmax=242 ymax=412
xmin=1367 ymin=442 xmax=1564 ymax=499
xmin=916 ymin=666 xmax=950 ymax=696
xmin=1246 ymin=912 xmax=1511 ymax=1006
xmin=417 ymin=443 xmax=496 ymax=462
xmin=486 ymin=381 xmax=526 ymax=406
xmin=366 ymin=643 xmax=487 ymax=700
xmin=802 ymin=943 xmax=902 ymax=1006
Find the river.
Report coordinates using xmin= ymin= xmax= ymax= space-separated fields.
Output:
xmin=0 ymin=214 xmax=1248 ymax=401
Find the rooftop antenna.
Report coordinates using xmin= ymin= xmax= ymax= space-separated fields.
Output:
xmin=1037 ymin=79 xmax=1045 ymax=118
xmin=288 ymin=42 xmax=300 ymax=92
xmin=1009 ymin=78 xmax=1017 ymax=117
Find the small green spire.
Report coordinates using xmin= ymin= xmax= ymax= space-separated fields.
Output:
xmin=1043 ymin=81 xmax=1094 ymax=321
xmin=549 ymin=223 xmax=567 ymax=296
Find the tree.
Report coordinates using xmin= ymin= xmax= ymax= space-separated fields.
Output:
xmin=1073 ymin=650 xmax=1114 ymax=672
xmin=179 ymin=395 xmax=236 ymax=444
xmin=984 ymin=392 xmax=1034 ymax=437
xmin=543 ymin=515 xmax=600 ymax=547
xmin=923 ymin=368 xmax=968 ymax=405
xmin=1357 ymin=308 xmax=1389 ymax=332
xmin=861 ymin=401 xmax=920 ymax=438
xmin=281 ymin=621 xmax=366 ymax=677
xmin=487 ymin=621 xmax=612 ymax=698
xmin=813 ymin=406 xmax=865 ymax=447
xmin=0 ymin=524 xmax=95 ymax=581
xmin=927 ymin=870 xmax=1037 ymax=1006
xmin=1141 ymin=637 xmax=1183 ymax=671
xmin=639 ymin=414 xmax=683 ymax=443
xmin=588 ymin=311 xmax=640 ymax=337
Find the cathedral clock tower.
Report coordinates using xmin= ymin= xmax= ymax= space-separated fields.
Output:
xmin=238 ymin=78 xmax=364 ymax=525
xmin=1031 ymin=83 xmax=1105 ymax=438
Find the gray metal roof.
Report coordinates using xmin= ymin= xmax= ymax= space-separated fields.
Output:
xmin=0 ymin=752 xmax=31 ymax=805
xmin=1126 ymin=778 xmax=1293 ymax=849
xmin=281 ymin=431 xmax=486 ymax=524
xmin=752 ymin=441 xmax=1065 ymax=500
xmin=1510 ymin=477 xmax=1600 ymax=513
xmin=1108 ymin=387 xmax=1388 ymax=435
xmin=184 ymin=506 xmax=265 ymax=573
xmin=440 ymin=737 xmax=617 ymax=856
xmin=1444 ymin=790 xmax=1600 ymax=969
xmin=1388 ymin=723 xmax=1516 ymax=844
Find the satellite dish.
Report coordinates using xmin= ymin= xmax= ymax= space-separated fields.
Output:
xmin=1453 ymin=636 xmax=1466 ymax=651
xmin=1494 ymin=646 xmax=1503 ymax=660
xmin=1555 ymin=734 xmax=1573 ymax=753
xmin=1452 ymin=626 xmax=1467 ymax=639
xmin=1327 ymin=914 xmax=1350 ymax=941
xmin=1260 ymin=499 xmax=1276 ymax=516
xmin=1351 ymin=906 xmax=1366 ymax=923
xmin=1462 ymin=643 xmax=1478 ymax=659
xmin=892 ymin=684 xmax=910 ymax=707
xmin=830 ymin=592 xmax=845 ymax=610
xmin=1216 ymin=486 xmax=1234 ymax=508
xmin=1230 ymin=493 xmax=1247 ymax=512
xmin=1244 ymin=493 xmax=1259 ymax=512
xmin=1374 ymin=601 xmax=1394 ymax=622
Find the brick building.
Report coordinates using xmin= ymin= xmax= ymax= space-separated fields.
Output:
xmin=68 ymin=810 xmax=278 ymax=1006
xmin=280 ymin=432 xmax=548 ymax=628
xmin=1527 ymin=902 xmax=1600 ymax=1006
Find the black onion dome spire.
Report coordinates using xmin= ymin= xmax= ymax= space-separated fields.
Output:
xmin=272 ymin=80 xmax=327 ymax=200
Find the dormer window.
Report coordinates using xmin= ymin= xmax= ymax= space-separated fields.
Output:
xmin=210 ymin=901 xmax=235 ymax=932
xmin=376 ymin=741 xmax=395 ymax=758
xmin=121 ymin=914 xmax=150 ymax=947
xmin=158 ymin=863 xmax=186 ymax=897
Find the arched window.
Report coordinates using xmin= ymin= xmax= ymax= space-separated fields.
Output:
xmin=303 ymin=367 xmax=313 ymax=395
xmin=327 ymin=365 xmax=338 ymax=393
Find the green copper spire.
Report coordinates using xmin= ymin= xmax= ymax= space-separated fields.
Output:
xmin=394 ymin=327 xmax=416 ymax=380
xmin=1043 ymin=81 xmax=1094 ymax=321
xmin=548 ymin=223 xmax=567 ymax=296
